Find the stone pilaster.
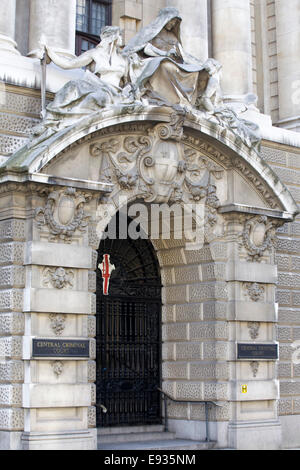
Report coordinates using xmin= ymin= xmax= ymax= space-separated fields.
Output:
xmin=28 ymin=0 xmax=76 ymax=58
xmin=0 ymin=0 xmax=20 ymax=56
xmin=221 ymin=210 xmax=283 ymax=450
xmin=211 ymin=0 xmax=256 ymax=111
xmin=19 ymin=183 xmax=98 ymax=450
xmin=275 ymin=0 xmax=300 ymax=132
xmin=112 ymin=0 xmax=142 ymax=44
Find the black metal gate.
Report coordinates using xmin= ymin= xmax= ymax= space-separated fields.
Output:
xmin=96 ymin=221 xmax=162 ymax=427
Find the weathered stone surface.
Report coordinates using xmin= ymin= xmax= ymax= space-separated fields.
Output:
xmin=0 ymin=243 xmax=24 ymax=266
xmin=0 ymin=266 xmax=25 ymax=289
xmin=278 ymin=398 xmax=293 ymax=415
xmin=23 ymin=289 xmax=93 ymax=314
xmin=189 ymin=321 xmax=228 ymax=340
xmin=0 ymin=313 xmax=24 ymax=336
xmin=189 ymin=361 xmax=229 ymax=380
xmin=175 ymin=342 xmax=202 ymax=361
xmin=0 ymin=337 xmax=22 ymax=359
xmin=174 ymin=303 xmax=202 ymax=322
xmin=0 ymin=408 xmax=24 ymax=431
xmin=22 ymin=384 xmax=92 ymax=408
xmin=0 ymin=220 xmax=25 ymax=242
xmin=162 ymin=362 xmax=188 ymax=380
xmin=0 ymin=385 xmax=22 ymax=407
xmin=162 ymin=323 xmax=188 ymax=342
xmin=26 ymin=242 xmax=93 ymax=269
xmin=0 ymin=361 xmax=24 ymax=383
xmin=0 ymin=290 xmax=23 ymax=312
xmin=88 ymin=406 xmax=96 ymax=428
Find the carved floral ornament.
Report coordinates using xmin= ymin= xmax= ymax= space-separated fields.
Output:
xmin=43 ymin=267 xmax=74 ymax=289
xmin=49 ymin=314 xmax=66 ymax=336
xmin=250 ymin=361 xmax=259 ymax=378
xmin=90 ymin=113 xmax=224 ymax=227
xmin=247 ymin=321 xmax=260 ymax=340
xmin=244 ymin=282 xmax=265 ymax=302
xmin=52 ymin=361 xmax=64 ymax=378
xmin=35 ymin=187 xmax=92 ymax=243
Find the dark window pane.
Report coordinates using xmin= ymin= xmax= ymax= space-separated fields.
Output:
xmin=81 ymin=39 xmax=90 ymax=53
xmin=76 ymin=33 xmax=99 ymax=55
xmin=91 ymin=2 xmax=107 ymax=36
xmin=76 ymin=0 xmax=88 ymax=33
xmin=76 ymin=0 xmax=112 ymax=55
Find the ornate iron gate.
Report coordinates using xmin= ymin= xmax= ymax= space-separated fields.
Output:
xmin=96 ymin=223 xmax=162 ymax=427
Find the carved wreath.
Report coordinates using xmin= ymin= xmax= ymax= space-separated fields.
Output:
xmin=241 ymin=215 xmax=277 ymax=261
xmin=35 ymin=187 xmax=91 ymax=243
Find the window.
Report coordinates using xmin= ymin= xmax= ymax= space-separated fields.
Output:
xmin=76 ymin=0 xmax=112 ymax=55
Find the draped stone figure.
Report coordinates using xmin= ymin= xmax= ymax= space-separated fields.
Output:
xmin=30 ymin=7 xmax=261 ymax=152
xmin=123 ymin=7 xmax=207 ymax=107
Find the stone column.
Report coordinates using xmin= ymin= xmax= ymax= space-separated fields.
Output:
xmin=275 ymin=0 xmax=300 ymax=131
xmin=166 ymin=0 xmax=209 ymax=61
xmin=28 ymin=0 xmax=76 ymax=58
xmin=211 ymin=0 xmax=254 ymax=109
xmin=0 ymin=0 xmax=20 ymax=55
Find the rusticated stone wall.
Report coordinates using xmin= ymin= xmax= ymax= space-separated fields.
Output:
xmin=261 ymin=142 xmax=300 ymax=446
xmin=0 ymin=219 xmax=26 ymax=449
xmin=156 ymin=235 xmax=230 ymax=426
xmin=0 ymin=86 xmax=41 ymax=163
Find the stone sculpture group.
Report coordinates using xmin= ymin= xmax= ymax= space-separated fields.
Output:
xmin=32 ymin=7 xmax=260 ymax=151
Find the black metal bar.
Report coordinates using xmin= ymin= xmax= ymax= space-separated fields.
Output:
xmin=96 ymin=227 xmax=162 ymax=428
xmin=157 ymin=388 xmax=219 ymax=443
xmin=163 ymin=395 xmax=168 ymax=432
xmin=205 ymin=401 xmax=210 ymax=442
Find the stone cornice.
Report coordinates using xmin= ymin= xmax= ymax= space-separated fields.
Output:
xmin=0 ymin=173 xmax=113 ymax=195
xmin=218 ymin=204 xmax=294 ymax=222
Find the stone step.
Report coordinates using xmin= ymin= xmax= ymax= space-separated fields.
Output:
xmin=98 ymin=425 xmax=164 ymax=436
xmin=98 ymin=431 xmax=176 ymax=444
xmin=98 ymin=438 xmax=217 ymax=450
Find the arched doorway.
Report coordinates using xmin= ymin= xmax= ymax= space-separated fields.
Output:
xmin=96 ymin=215 xmax=162 ymax=428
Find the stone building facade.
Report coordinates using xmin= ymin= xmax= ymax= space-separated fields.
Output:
xmin=0 ymin=0 xmax=299 ymax=451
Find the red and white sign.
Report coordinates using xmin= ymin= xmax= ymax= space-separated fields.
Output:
xmin=98 ymin=254 xmax=115 ymax=295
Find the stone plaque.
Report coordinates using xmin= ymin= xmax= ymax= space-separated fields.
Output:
xmin=237 ymin=343 xmax=278 ymax=360
xmin=32 ymin=339 xmax=90 ymax=358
